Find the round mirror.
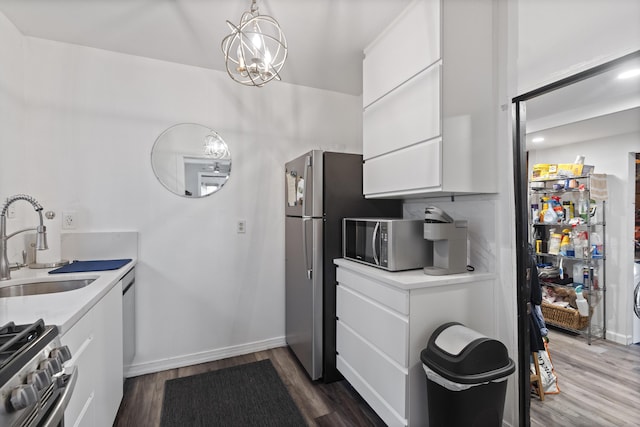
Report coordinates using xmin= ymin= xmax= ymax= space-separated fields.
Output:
xmin=151 ymin=123 xmax=231 ymax=197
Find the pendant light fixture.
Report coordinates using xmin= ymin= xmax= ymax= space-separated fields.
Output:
xmin=221 ymin=0 xmax=288 ymax=87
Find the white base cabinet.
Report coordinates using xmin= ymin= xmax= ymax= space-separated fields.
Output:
xmin=335 ymin=260 xmax=494 ymax=426
xmin=62 ymin=282 xmax=124 ymax=427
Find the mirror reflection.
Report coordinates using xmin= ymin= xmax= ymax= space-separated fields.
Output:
xmin=151 ymin=123 xmax=231 ymax=197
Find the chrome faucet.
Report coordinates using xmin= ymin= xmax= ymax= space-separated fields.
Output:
xmin=0 ymin=194 xmax=48 ymax=281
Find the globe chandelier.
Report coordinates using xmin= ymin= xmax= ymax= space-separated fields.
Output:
xmin=221 ymin=0 xmax=288 ymax=87
xmin=203 ymin=131 xmax=228 ymax=159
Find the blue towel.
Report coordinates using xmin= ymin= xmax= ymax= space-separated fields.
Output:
xmin=48 ymin=259 xmax=132 ymax=274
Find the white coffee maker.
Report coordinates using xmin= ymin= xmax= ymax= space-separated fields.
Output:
xmin=423 ymin=207 xmax=468 ymax=276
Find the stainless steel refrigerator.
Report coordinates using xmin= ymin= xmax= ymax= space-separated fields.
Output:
xmin=285 ymin=150 xmax=401 ymax=381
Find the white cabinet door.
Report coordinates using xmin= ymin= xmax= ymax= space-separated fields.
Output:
xmin=363 ymin=0 xmax=440 ymax=108
xmin=93 ymin=283 xmax=123 ymax=426
xmin=363 ymin=138 xmax=442 ymax=198
xmin=363 ymin=65 xmax=441 ymax=161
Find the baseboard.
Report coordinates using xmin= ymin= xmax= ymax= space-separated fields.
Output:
xmin=124 ymin=336 xmax=287 ymax=378
xmin=606 ymin=330 xmax=633 ymax=345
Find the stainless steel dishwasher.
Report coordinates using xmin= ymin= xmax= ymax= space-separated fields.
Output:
xmin=122 ymin=267 xmax=136 ymax=374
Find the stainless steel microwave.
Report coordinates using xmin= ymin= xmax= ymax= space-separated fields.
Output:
xmin=342 ymin=218 xmax=431 ymax=271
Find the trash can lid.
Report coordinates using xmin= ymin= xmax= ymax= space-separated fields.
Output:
xmin=420 ymin=322 xmax=515 ymax=384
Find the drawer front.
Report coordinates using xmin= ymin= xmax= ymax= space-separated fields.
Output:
xmin=336 ymin=356 xmax=407 ymax=427
xmin=337 ymin=321 xmax=408 ymax=418
xmin=363 ymin=0 xmax=440 ymax=108
xmin=336 ymin=267 xmax=409 ymax=315
xmin=337 ymin=285 xmax=408 ymax=367
xmin=62 ymin=331 xmax=95 ymax=427
xmin=363 ymin=138 xmax=442 ymax=197
xmin=363 ymin=64 xmax=441 ymax=161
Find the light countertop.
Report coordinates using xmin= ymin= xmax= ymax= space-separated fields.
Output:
xmin=0 ymin=259 xmax=136 ymax=335
xmin=334 ymin=258 xmax=494 ymax=291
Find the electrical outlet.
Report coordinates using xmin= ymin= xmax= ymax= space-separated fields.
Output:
xmin=237 ymin=220 xmax=246 ymax=234
xmin=62 ymin=211 xmax=77 ymax=230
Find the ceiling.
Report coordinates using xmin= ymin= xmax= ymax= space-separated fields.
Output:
xmin=1 ymin=0 xmax=637 ymax=149
xmin=525 ymin=54 xmax=640 ymax=150
xmin=0 ymin=0 xmax=413 ymax=95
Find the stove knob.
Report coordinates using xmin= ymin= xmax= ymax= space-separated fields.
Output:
xmin=10 ymin=384 xmax=38 ymax=410
xmin=27 ymin=369 xmax=53 ymax=391
xmin=50 ymin=345 xmax=72 ymax=364
xmin=39 ymin=357 xmax=62 ymax=376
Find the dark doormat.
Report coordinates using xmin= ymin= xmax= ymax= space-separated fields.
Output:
xmin=160 ymin=359 xmax=307 ymax=427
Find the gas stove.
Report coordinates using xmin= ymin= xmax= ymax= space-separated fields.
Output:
xmin=0 ymin=319 xmax=77 ymax=427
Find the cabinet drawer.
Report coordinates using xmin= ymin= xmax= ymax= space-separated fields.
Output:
xmin=363 ymin=0 xmax=440 ymax=108
xmin=337 ymin=321 xmax=408 ymax=418
xmin=63 ymin=333 xmax=95 ymax=427
xmin=337 ymin=285 xmax=408 ymax=366
xmin=363 ymin=138 xmax=442 ymax=197
xmin=363 ymin=64 xmax=441 ymax=160
xmin=336 ymin=267 xmax=409 ymax=314
xmin=336 ymin=356 xmax=407 ymax=427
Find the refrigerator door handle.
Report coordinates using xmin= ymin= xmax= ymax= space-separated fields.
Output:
xmin=372 ymin=221 xmax=380 ymax=266
xmin=302 ymin=217 xmax=312 ymax=280
xmin=302 ymin=155 xmax=312 ymax=217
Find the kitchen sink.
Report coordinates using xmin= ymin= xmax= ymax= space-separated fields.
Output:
xmin=0 ymin=278 xmax=96 ymax=298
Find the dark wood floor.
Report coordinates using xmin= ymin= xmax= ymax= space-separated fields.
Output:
xmin=113 ymin=346 xmax=386 ymax=426
xmin=115 ymin=331 xmax=640 ymax=426
xmin=530 ymin=329 xmax=640 ymax=427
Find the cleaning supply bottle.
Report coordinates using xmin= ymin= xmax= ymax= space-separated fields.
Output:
xmin=575 ymin=285 xmax=589 ymax=316
xmin=548 ymin=229 xmax=561 ymax=255
xmin=591 ymin=232 xmax=603 ymax=259
xmin=574 ymin=229 xmax=589 ymax=259
xmin=578 ymin=184 xmax=588 ymax=222
xmin=551 ymin=196 xmax=564 ymax=223
xmin=559 ymin=229 xmax=574 ymax=257
xmin=562 ymin=200 xmax=574 ymax=220
xmin=542 ymin=198 xmax=558 ymax=224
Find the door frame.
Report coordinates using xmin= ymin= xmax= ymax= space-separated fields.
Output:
xmin=511 ymin=50 xmax=640 ymax=427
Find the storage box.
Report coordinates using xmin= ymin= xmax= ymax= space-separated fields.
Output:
xmin=531 ymin=164 xmax=555 ymax=180
xmin=556 ymin=163 xmax=594 ymax=177
xmin=531 ymin=163 xmax=594 ymax=180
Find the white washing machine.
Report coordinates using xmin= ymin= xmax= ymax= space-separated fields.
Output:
xmin=633 ymin=261 xmax=640 ymax=344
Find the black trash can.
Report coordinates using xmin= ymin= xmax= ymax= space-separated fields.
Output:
xmin=420 ymin=322 xmax=515 ymax=427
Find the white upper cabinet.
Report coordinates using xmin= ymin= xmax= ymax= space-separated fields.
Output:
xmin=363 ymin=65 xmax=441 ymax=161
xmin=362 ymin=0 xmax=440 ymax=109
xmin=362 ymin=0 xmax=498 ymax=199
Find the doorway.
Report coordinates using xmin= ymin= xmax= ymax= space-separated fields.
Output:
xmin=634 ymin=153 xmax=640 ymax=343
xmin=512 ymin=51 xmax=640 ymax=426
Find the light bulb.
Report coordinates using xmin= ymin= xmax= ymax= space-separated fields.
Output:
xmin=236 ymin=44 xmax=246 ymax=73
xmin=251 ymin=32 xmax=262 ymax=50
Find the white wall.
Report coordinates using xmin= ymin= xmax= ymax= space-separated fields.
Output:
xmin=518 ymin=0 xmax=640 ymax=94
xmin=0 ymin=12 xmax=26 ymax=231
xmin=0 ymin=21 xmax=363 ymax=374
xmin=529 ymin=133 xmax=640 ymax=344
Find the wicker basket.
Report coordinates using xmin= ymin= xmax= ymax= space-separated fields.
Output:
xmin=541 ymin=301 xmax=590 ymax=330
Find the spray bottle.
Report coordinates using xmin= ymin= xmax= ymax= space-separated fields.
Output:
xmin=575 ymin=285 xmax=589 ymax=317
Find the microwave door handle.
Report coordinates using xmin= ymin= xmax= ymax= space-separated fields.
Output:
xmin=302 ymin=218 xmax=312 ymax=280
xmin=302 ymin=155 xmax=311 ymax=217
xmin=372 ymin=222 xmax=380 ymax=266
